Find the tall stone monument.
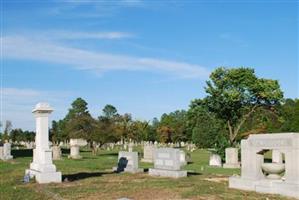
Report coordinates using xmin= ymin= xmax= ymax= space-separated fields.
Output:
xmin=25 ymin=103 xmax=62 ymax=183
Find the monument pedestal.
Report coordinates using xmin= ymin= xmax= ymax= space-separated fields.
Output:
xmin=229 ymin=176 xmax=299 ymax=198
xmin=25 ymin=103 xmax=62 ymax=184
xmin=149 ymin=168 xmax=187 ymax=178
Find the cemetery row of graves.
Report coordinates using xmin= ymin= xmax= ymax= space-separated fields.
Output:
xmin=1 ymin=68 xmax=299 ymax=199
xmin=0 ymin=102 xmax=298 ymax=199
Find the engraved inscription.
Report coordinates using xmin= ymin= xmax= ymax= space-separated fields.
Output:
xmin=249 ymin=139 xmax=292 ymax=147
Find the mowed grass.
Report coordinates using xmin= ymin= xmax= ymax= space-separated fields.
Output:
xmin=0 ymin=147 xmax=294 ymax=200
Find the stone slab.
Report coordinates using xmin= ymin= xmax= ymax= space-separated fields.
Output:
xmin=149 ymin=168 xmax=187 ymax=178
xmin=26 ymin=169 xmax=62 ymax=184
xmin=229 ymin=176 xmax=299 ymax=199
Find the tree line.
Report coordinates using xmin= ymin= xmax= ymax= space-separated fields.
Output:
xmin=1 ymin=67 xmax=298 ymax=153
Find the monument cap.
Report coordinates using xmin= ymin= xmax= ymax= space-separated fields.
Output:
xmin=32 ymin=102 xmax=53 ymax=113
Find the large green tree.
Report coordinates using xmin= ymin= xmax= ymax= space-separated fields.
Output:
xmin=64 ymin=98 xmax=94 ymax=140
xmin=205 ymin=67 xmax=283 ymax=145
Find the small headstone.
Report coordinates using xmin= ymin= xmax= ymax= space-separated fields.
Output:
xmin=223 ymin=147 xmax=240 ymax=168
xmin=141 ymin=145 xmax=155 ymax=163
xmin=52 ymin=145 xmax=62 ymax=160
xmin=113 ymin=151 xmax=143 ymax=173
xmin=0 ymin=142 xmax=13 ymax=160
xmin=209 ymin=154 xmax=222 ymax=167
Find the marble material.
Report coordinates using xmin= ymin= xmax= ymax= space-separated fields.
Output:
xmin=141 ymin=145 xmax=155 ymax=163
xmin=52 ymin=145 xmax=62 ymax=160
xmin=209 ymin=154 xmax=222 ymax=167
xmin=229 ymin=133 xmax=299 ymax=199
xmin=149 ymin=148 xmax=187 ymax=178
xmin=114 ymin=151 xmax=143 ymax=173
xmin=25 ymin=103 xmax=61 ymax=183
xmin=223 ymin=147 xmax=240 ymax=168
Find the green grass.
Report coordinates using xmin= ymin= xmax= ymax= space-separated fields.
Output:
xmin=0 ymin=147 xmax=294 ymax=200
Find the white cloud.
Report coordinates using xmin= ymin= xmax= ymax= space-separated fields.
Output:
xmin=1 ymin=88 xmax=72 ymax=131
xmin=32 ymin=30 xmax=134 ymax=40
xmin=2 ymin=36 xmax=210 ymax=79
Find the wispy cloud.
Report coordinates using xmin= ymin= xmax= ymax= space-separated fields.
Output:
xmin=19 ymin=30 xmax=134 ymax=40
xmin=49 ymin=0 xmax=145 ymax=18
xmin=2 ymin=36 xmax=210 ymax=79
xmin=1 ymin=88 xmax=72 ymax=131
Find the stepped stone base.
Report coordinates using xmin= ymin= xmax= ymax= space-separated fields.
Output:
xmin=149 ymin=168 xmax=187 ymax=178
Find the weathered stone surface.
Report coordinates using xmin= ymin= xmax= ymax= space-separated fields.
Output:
xmin=25 ymin=103 xmax=61 ymax=183
xmin=114 ymin=151 xmax=143 ymax=173
xmin=68 ymin=138 xmax=87 ymax=159
xmin=180 ymin=150 xmax=187 ymax=166
xmin=141 ymin=145 xmax=155 ymax=163
xmin=223 ymin=147 xmax=240 ymax=168
xmin=52 ymin=145 xmax=62 ymax=160
xmin=272 ymin=149 xmax=283 ymax=163
xmin=149 ymin=168 xmax=187 ymax=178
xmin=149 ymin=148 xmax=187 ymax=178
xmin=229 ymin=133 xmax=299 ymax=199
xmin=209 ymin=154 xmax=222 ymax=167
xmin=0 ymin=143 xmax=13 ymax=160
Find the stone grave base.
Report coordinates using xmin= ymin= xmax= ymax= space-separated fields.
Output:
xmin=223 ymin=163 xmax=240 ymax=169
xmin=149 ymin=168 xmax=187 ymax=178
xmin=25 ymin=169 xmax=62 ymax=183
xmin=112 ymin=166 xmax=143 ymax=174
xmin=229 ymin=176 xmax=299 ymax=199
xmin=141 ymin=158 xmax=153 ymax=163
xmin=1 ymin=155 xmax=13 ymax=161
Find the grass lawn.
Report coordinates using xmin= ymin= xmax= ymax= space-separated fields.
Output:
xmin=0 ymin=147 xmax=294 ymax=200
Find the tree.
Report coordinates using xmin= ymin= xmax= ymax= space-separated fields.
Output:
xmin=102 ymin=104 xmax=118 ymax=119
xmin=278 ymin=99 xmax=299 ymax=132
xmin=64 ymin=98 xmax=94 ymax=140
xmin=50 ymin=120 xmax=67 ymax=144
xmin=1 ymin=120 xmax=12 ymax=141
xmin=205 ymin=67 xmax=283 ymax=146
xmin=157 ymin=110 xmax=188 ymax=143
xmin=187 ymin=99 xmax=225 ymax=148
xmin=90 ymin=105 xmax=119 ymax=154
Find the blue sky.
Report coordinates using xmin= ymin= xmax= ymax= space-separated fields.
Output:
xmin=1 ymin=0 xmax=298 ymax=131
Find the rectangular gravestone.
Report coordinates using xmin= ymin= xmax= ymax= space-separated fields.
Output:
xmin=149 ymin=148 xmax=187 ymax=178
xmin=113 ymin=151 xmax=143 ymax=173
xmin=141 ymin=145 xmax=155 ymax=163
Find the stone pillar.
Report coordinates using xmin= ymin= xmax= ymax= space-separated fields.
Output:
xmin=52 ymin=145 xmax=62 ymax=160
xmin=240 ymin=140 xmax=264 ymax=180
xmin=272 ymin=149 xmax=283 ymax=163
xmin=223 ymin=147 xmax=241 ymax=168
xmin=68 ymin=138 xmax=87 ymax=159
xmin=25 ymin=103 xmax=61 ymax=183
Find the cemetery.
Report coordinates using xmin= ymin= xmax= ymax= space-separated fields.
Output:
xmin=0 ymin=101 xmax=299 ymax=199
xmin=1 ymin=2 xmax=298 ymax=199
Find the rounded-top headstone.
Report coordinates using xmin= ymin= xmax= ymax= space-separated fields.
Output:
xmin=32 ymin=102 xmax=53 ymax=114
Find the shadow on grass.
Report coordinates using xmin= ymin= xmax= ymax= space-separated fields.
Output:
xmin=62 ymin=171 xmax=115 ymax=182
xmin=11 ymin=149 xmax=33 ymax=158
xmin=187 ymin=172 xmax=202 ymax=177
